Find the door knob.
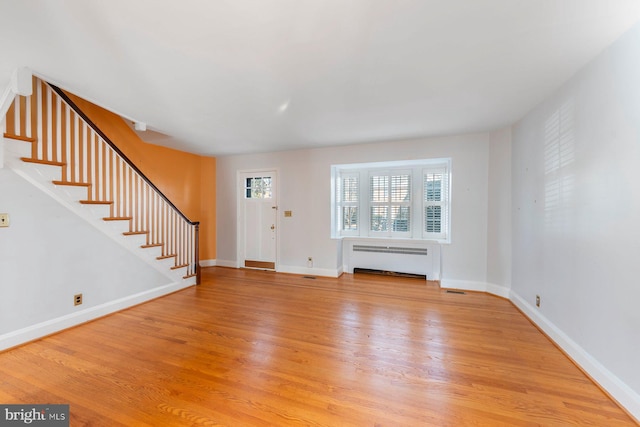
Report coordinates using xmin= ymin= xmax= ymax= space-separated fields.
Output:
xmin=270 ymin=224 xmax=275 ymax=230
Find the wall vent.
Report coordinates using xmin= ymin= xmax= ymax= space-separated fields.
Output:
xmin=352 ymin=245 xmax=428 ymax=256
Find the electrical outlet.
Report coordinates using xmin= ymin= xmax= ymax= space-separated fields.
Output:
xmin=307 ymin=257 xmax=313 ymax=268
xmin=0 ymin=213 xmax=9 ymax=227
xmin=74 ymin=293 xmax=83 ymax=306
xmin=535 ymin=295 xmax=540 ymax=307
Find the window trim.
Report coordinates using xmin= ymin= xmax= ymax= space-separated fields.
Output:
xmin=331 ymin=158 xmax=451 ymax=243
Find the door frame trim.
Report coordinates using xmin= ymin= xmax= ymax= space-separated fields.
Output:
xmin=236 ymin=168 xmax=279 ymax=271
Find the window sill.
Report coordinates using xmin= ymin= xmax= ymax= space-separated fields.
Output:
xmin=334 ymin=236 xmax=450 ymax=245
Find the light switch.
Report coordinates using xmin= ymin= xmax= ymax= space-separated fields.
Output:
xmin=0 ymin=213 xmax=9 ymax=227
xmin=284 ymin=210 xmax=292 ymax=217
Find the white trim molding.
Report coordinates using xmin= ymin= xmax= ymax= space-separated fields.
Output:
xmin=0 ymin=82 xmax=15 ymax=125
xmin=510 ymin=290 xmax=640 ymax=422
xmin=199 ymin=259 xmax=217 ymax=268
xmin=215 ymin=259 xmax=240 ymax=269
xmin=278 ymin=264 xmax=342 ymax=278
xmin=440 ymin=279 xmax=511 ymax=299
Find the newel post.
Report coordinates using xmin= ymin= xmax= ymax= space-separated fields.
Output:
xmin=195 ymin=222 xmax=201 ymax=285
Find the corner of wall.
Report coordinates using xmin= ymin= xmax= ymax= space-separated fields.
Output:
xmin=440 ymin=279 xmax=511 ymax=299
xmin=199 ymin=259 xmax=217 ymax=268
xmin=215 ymin=259 xmax=240 ymax=269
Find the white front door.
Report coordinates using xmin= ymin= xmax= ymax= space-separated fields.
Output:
xmin=240 ymin=171 xmax=277 ymax=270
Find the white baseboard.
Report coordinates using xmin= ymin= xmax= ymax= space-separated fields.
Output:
xmin=440 ymin=279 xmax=511 ymax=299
xmin=485 ymin=282 xmax=511 ymax=299
xmin=278 ymin=264 xmax=342 ymax=278
xmin=215 ymin=259 xmax=239 ymax=268
xmin=510 ymin=290 xmax=640 ymax=422
xmin=0 ymin=280 xmax=194 ymax=352
xmin=199 ymin=259 xmax=217 ymax=268
xmin=208 ymin=260 xmax=343 ymax=278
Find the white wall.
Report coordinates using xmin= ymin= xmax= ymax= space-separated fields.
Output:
xmin=0 ymin=167 xmax=180 ymax=350
xmin=511 ymin=22 xmax=640 ymax=418
xmin=217 ymin=132 xmax=505 ymax=290
xmin=486 ymin=128 xmax=512 ymax=295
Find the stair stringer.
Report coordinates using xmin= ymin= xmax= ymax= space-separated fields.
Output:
xmin=2 ymin=136 xmax=196 ymax=287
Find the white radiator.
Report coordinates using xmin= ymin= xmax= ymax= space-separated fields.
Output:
xmin=343 ymin=239 xmax=441 ymax=280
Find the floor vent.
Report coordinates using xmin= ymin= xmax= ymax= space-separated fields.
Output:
xmin=354 ymin=268 xmax=426 ymax=280
xmin=303 ymin=276 xmax=317 ymax=280
xmin=446 ymin=290 xmax=466 ymax=294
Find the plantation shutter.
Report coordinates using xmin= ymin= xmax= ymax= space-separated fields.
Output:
xmin=423 ymin=168 xmax=448 ymax=239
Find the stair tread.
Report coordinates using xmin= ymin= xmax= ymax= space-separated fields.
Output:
xmin=4 ymin=133 xmax=36 ymax=143
xmin=183 ymin=273 xmax=197 ymax=279
xmin=21 ymin=157 xmax=65 ymax=167
xmin=157 ymin=254 xmax=176 ymax=260
xmin=52 ymin=180 xmax=91 ymax=187
xmin=79 ymin=200 xmax=113 ymax=205
xmin=123 ymin=231 xmax=148 ymax=235
xmin=171 ymin=263 xmax=189 ymax=270
xmin=141 ymin=243 xmax=163 ymax=248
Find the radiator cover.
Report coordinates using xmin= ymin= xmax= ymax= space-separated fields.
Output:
xmin=343 ymin=239 xmax=441 ymax=280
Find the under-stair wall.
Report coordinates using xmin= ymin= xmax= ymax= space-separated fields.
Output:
xmin=0 ymin=165 xmax=184 ymax=351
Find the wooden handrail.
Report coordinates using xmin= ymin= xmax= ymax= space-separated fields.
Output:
xmin=48 ymin=84 xmax=199 ymax=228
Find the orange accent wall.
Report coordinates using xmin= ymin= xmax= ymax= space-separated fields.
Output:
xmin=65 ymin=93 xmax=216 ymax=261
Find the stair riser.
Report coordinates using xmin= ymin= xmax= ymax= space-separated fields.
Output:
xmin=53 ymin=185 xmax=88 ymax=202
xmin=79 ymin=204 xmax=112 ymax=221
xmin=25 ymin=162 xmax=62 ymax=183
xmin=122 ymin=233 xmax=147 ymax=248
xmin=103 ymin=220 xmax=131 ymax=235
xmin=141 ymin=246 xmax=163 ymax=259
xmin=157 ymin=257 xmax=178 ymax=271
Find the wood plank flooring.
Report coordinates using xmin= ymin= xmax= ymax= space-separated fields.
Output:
xmin=0 ymin=267 xmax=635 ymax=426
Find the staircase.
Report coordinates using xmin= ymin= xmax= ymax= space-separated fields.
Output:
xmin=2 ymin=76 xmax=200 ymax=285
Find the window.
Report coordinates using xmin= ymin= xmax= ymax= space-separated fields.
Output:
xmin=340 ymin=174 xmax=359 ymax=233
xmin=423 ymin=169 xmax=448 ymax=239
xmin=245 ymin=176 xmax=272 ymax=199
xmin=332 ymin=159 xmax=450 ymax=241
xmin=369 ymin=172 xmax=411 ymax=235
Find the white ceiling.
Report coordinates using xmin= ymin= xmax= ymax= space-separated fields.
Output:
xmin=1 ymin=1 xmax=640 ymax=156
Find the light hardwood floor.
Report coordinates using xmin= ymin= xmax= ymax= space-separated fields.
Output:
xmin=0 ymin=267 xmax=635 ymax=426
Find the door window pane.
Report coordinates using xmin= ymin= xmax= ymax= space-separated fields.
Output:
xmin=245 ymin=177 xmax=272 ymax=199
